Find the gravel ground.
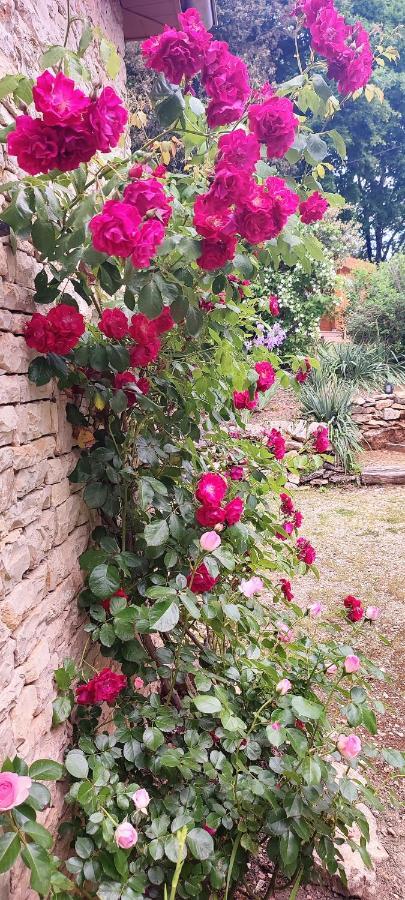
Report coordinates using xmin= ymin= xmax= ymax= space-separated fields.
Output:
xmin=237 ymin=483 xmax=405 ymax=900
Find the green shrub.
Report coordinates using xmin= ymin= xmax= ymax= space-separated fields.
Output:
xmin=315 ymin=342 xmax=405 ymax=389
xmin=346 ymin=254 xmax=405 ymax=358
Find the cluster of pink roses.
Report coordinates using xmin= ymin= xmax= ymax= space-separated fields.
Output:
xmin=233 ymin=359 xmax=275 ymax=411
xmin=276 ymin=492 xmax=303 ymax=540
xmin=296 ymin=536 xmax=317 ymax=565
xmin=266 ymin=428 xmax=287 ymax=460
xmin=76 ymin=667 xmax=127 ymax=704
xmin=311 ymin=425 xmax=331 ymax=453
xmin=295 ymin=357 xmax=312 ymax=384
xmin=298 ymin=0 xmax=373 ymax=94
xmin=24 ymin=303 xmax=85 ymax=355
xmin=194 ymin=472 xmax=244 ymax=528
xmin=99 ymin=307 xmax=174 ymax=371
xmin=343 ymin=595 xmax=380 ymax=623
xmin=142 ymin=8 xmax=250 ymax=128
xmin=90 ymin=174 xmax=172 ymax=270
xmin=8 ymin=71 xmax=127 ymax=175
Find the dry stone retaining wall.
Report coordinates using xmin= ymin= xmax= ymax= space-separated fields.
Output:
xmin=351 ymin=389 xmax=405 ymax=450
xmin=0 ymin=3 xmax=126 ymax=895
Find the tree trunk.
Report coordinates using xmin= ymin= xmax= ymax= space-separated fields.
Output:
xmin=365 ymin=227 xmax=372 ymax=262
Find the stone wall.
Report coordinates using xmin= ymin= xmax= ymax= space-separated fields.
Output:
xmin=351 ymin=389 xmax=405 ymax=450
xmin=0 ymin=3 xmax=126 ymax=896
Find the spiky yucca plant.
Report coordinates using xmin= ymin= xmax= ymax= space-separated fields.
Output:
xmin=300 ymin=374 xmax=362 ymax=471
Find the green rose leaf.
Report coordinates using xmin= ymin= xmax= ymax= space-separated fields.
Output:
xmin=149 ymin=600 xmax=179 ymax=633
xmin=0 ymin=833 xmax=20 ymax=874
xmin=65 ymin=749 xmax=89 ymax=780
xmin=21 ymin=842 xmax=52 ymax=896
xmin=187 ymin=827 xmax=214 ymax=861
xmin=21 ymin=821 xmax=53 ymax=850
xmin=194 ymin=695 xmax=222 ymax=714
xmin=143 ymin=727 xmax=165 ymax=751
xmin=29 ymin=759 xmax=64 ymax=781
xmin=291 ymin=696 xmax=323 ymax=720
xmin=144 ymin=519 xmax=169 ymax=547
xmin=89 ymin=564 xmax=120 ymax=599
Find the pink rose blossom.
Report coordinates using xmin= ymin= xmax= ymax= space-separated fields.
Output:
xmin=196 ymin=473 xmax=227 ymax=507
xmin=0 ymin=772 xmax=32 ymax=811
xmin=229 ymin=465 xmax=245 ymax=481
xmin=308 ymin=601 xmax=323 ymax=618
xmin=255 ymin=361 xmax=276 ymax=392
xmin=344 ymin=655 xmax=361 ymax=673
xmin=248 ymin=95 xmax=298 ymax=159
xmin=33 ymin=70 xmax=90 ymax=126
xmin=266 ymin=428 xmax=286 ymax=461
xmin=114 ymin=822 xmax=138 ymax=849
xmin=297 ymin=537 xmax=316 ymax=565
xmin=269 ymin=294 xmax=280 ymax=316
xmin=200 ymin=531 xmax=221 ymax=552
xmin=89 ymin=200 xmax=141 ymax=258
xmin=239 ymin=576 xmax=264 ymax=598
xmin=326 ymin=664 xmax=338 ymax=676
xmin=124 ymin=178 xmax=172 ymax=226
xmin=336 ymin=733 xmax=362 ymax=761
xmin=277 ymin=622 xmax=294 ymax=643
xmin=132 ymin=788 xmax=150 ymax=811
xmin=197 ymin=236 xmax=237 ymax=271
xmin=233 ymin=389 xmax=258 ymax=411
xmin=224 ymin=496 xmax=244 ymax=525
xmin=276 ymin=678 xmax=292 ymax=695
xmin=365 ymin=606 xmax=380 ymax=621
xmin=271 ymin=721 xmax=281 ymax=730
xmin=88 ymin=86 xmax=128 ymax=153
xmin=300 ymin=192 xmax=329 ymax=224
xmin=312 ymin=425 xmax=331 ymax=453
xmin=217 ymin=129 xmax=260 ymax=173
xmin=134 ymin=677 xmax=144 ymax=690
xmin=7 ymin=116 xmax=59 ymax=175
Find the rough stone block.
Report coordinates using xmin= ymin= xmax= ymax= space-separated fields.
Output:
xmin=0 ymin=561 xmax=48 ymax=630
xmin=0 ymin=281 xmax=36 ymax=313
xmin=375 ymin=399 xmax=393 ymax=409
xmin=10 ymin=685 xmax=39 ymax=746
xmin=0 ymin=374 xmax=20 ymax=404
xmin=2 ymin=485 xmax=51 ymax=534
xmin=24 ymin=509 xmax=56 ymax=568
xmin=0 ymin=309 xmax=31 ymax=334
xmin=382 ymin=407 xmax=401 ymax=421
xmin=0 ymin=404 xmax=18 ymax=445
xmin=12 ymin=435 xmax=55 ymax=469
xmin=16 ymin=400 xmax=55 ymax=444
xmin=54 ymin=494 xmax=88 ymax=545
xmin=21 ymin=639 xmax=51 ymax=684
xmin=0 ymin=537 xmax=31 ymax=587
xmin=0 ymin=447 xmax=13 ymax=472
xmin=45 ymin=450 xmax=79 ymax=483
xmin=0 ymin=331 xmax=34 ymax=374
xmin=46 ymin=524 xmax=90 ymax=591
xmin=14 ymin=459 xmax=48 ymax=497
xmin=0 ymin=467 xmax=13 ymax=513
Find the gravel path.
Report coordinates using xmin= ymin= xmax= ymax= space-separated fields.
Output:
xmin=238 ymin=483 xmax=405 ymax=900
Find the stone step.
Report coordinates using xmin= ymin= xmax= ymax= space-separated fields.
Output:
xmin=361 ymin=466 xmax=405 ymax=485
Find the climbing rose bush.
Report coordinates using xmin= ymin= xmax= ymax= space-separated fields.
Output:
xmin=0 ymin=8 xmax=403 ymax=900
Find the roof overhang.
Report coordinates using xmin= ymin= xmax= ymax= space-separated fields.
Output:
xmin=120 ymin=0 xmax=217 ymax=41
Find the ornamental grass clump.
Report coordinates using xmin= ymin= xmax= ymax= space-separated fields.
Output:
xmin=0 ymin=6 xmax=403 ymax=900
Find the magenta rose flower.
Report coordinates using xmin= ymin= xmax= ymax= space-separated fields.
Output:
xmin=196 ymin=473 xmax=227 ymax=507
xmin=114 ymin=371 xmax=138 ymax=407
xmin=7 ymin=115 xmax=59 ymax=175
xmin=197 ymin=236 xmax=237 ymax=271
xmin=24 ymin=313 xmax=52 ymax=353
xmin=187 ymin=563 xmax=219 ymax=594
xmin=224 ymin=496 xmax=244 ymax=525
xmin=98 ymin=308 xmax=129 ymax=340
xmin=309 ymin=6 xmax=350 ymax=57
xmin=153 ymin=307 xmax=175 ymax=334
xmin=195 ymin=505 xmax=226 ymax=527
xmin=0 ymin=772 xmax=32 ymax=811
xmin=327 ymin=24 xmax=373 ymax=94
xmin=296 ymin=537 xmax=316 ymax=565
xmin=248 ymin=95 xmax=298 ymax=158
xmin=131 ymin=220 xmax=166 ymax=269
xmin=229 ymin=465 xmax=244 ymax=481
xmin=255 ymin=361 xmax=276 ymax=392
xmin=299 ymin=192 xmax=329 ymax=224
xmin=279 ymin=578 xmax=294 ymax=602
xmin=89 ymin=200 xmax=141 ymax=258
xmin=89 ymin=86 xmax=128 ymax=152
xmin=280 ymin=493 xmax=295 ymax=517
xmin=56 ymin=125 xmax=97 ymax=171
xmin=266 ymin=428 xmax=286 ymax=460
xmin=312 ymin=425 xmax=331 ymax=453
xmin=129 ymin=313 xmax=158 ymax=345
xmin=141 ymin=16 xmax=207 ymax=85
xmin=217 ymin=129 xmax=260 ymax=173
xmin=46 ymin=304 xmax=85 ymax=355
xmin=269 ymin=294 xmax=280 ymax=316
xmin=193 ymin=193 xmax=236 ymax=240
xmin=233 ymin=390 xmax=258 ymax=411
xmin=76 ymin=668 xmax=127 ymax=704
xmin=124 ymin=178 xmax=172 ymax=226
xmin=33 ymin=70 xmax=90 ymax=125
xmin=129 ymin=339 xmax=161 ymax=368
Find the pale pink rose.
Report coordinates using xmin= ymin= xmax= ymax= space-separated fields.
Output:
xmin=271 ymin=721 xmax=281 ymax=730
xmin=326 ymin=664 xmax=338 ymax=676
xmin=276 ymin=678 xmax=292 ymax=695
xmin=115 ymin=821 xmax=138 ymax=849
xmin=239 ymin=576 xmax=264 ymax=598
xmin=200 ymin=531 xmax=221 ymax=552
xmin=336 ymin=733 xmax=362 ymax=761
xmin=344 ymin=654 xmax=360 ymax=674
xmin=132 ymin=788 xmax=150 ymax=811
xmin=308 ymin=601 xmax=323 ymax=618
xmin=134 ymin=677 xmax=144 ymax=690
xmin=365 ymin=606 xmax=380 ymax=621
xmin=0 ymin=772 xmax=32 ymax=811
xmin=276 ymin=621 xmax=294 ymax=644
